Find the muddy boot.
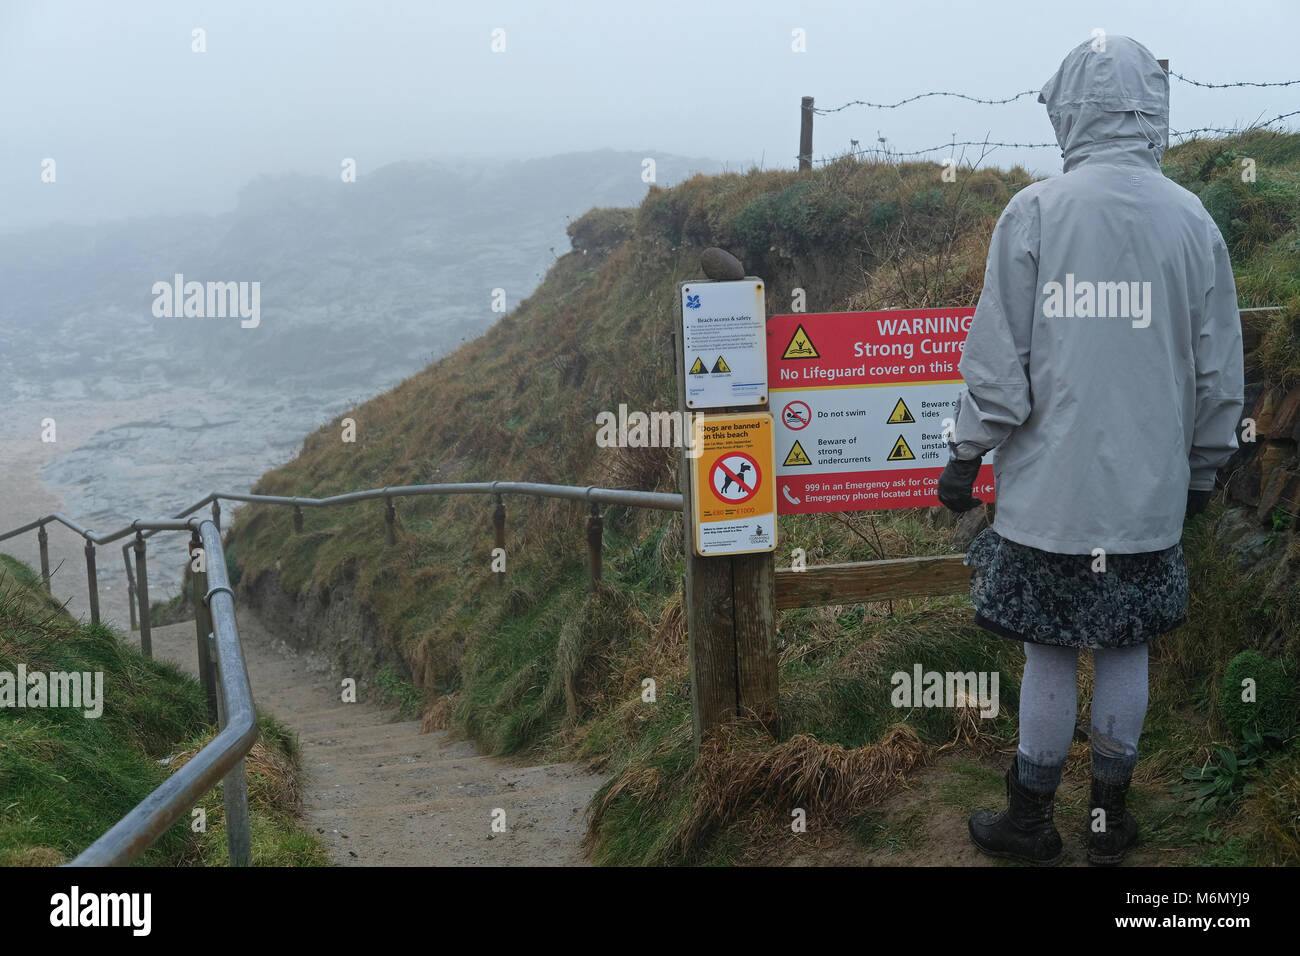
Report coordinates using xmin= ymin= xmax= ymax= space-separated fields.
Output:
xmin=968 ymin=757 xmax=1065 ymax=865
xmin=1087 ymin=776 xmax=1139 ymax=866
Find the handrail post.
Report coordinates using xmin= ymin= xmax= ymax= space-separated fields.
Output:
xmin=207 ymin=626 xmax=250 ymax=867
xmin=586 ymin=501 xmax=603 ymax=588
xmin=83 ymin=539 xmax=100 ymax=625
xmin=133 ymin=533 xmax=152 ymax=658
xmin=122 ymin=546 xmax=138 ymax=631
xmin=384 ymin=496 xmax=396 ymax=546
xmin=492 ymin=493 xmax=505 ymax=588
xmin=225 ymin=754 xmax=252 ymax=866
xmin=211 ymin=499 xmax=221 ymax=532
xmin=292 ymin=504 xmax=303 ymax=533
xmin=37 ymin=524 xmax=50 ymax=591
xmin=191 ymin=529 xmax=218 ymax=722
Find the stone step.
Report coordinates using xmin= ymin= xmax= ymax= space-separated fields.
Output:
xmin=298 ymin=719 xmax=424 ymax=745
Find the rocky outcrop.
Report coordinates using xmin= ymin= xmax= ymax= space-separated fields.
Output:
xmin=1227 ymin=382 xmax=1300 ymax=523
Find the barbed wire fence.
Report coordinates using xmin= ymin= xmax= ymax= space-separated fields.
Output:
xmin=799 ymin=67 xmax=1300 ymax=168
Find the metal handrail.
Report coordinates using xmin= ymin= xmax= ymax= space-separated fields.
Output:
xmin=0 ymin=480 xmax=683 ymax=866
xmin=70 ymin=519 xmax=254 ymax=866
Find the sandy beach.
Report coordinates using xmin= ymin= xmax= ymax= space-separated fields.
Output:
xmin=0 ymin=396 xmax=184 ymax=628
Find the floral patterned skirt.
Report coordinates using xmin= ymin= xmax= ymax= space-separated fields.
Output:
xmin=964 ymin=528 xmax=1188 ymax=649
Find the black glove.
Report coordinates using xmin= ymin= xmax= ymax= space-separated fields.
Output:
xmin=1186 ymin=488 xmax=1212 ymax=519
xmin=938 ymin=450 xmax=984 ymax=512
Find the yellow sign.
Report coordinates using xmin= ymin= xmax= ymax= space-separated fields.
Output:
xmin=887 ymin=434 xmax=916 ymax=461
xmin=691 ymin=412 xmax=777 ymax=556
xmin=887 ymin=397 xmax=915 ymax=424
xmin=688 ymin=356 xmax=706 ymax=375
xmin=781 ymin=324 xmax=820 ymax=360
xmin=783 ymin=440 xmax=812 ymax=467
xmin=711 ymin=355 xmax=731 ymax=373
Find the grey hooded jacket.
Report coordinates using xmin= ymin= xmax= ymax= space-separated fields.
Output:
xmin=951 ymin=35 xmax=1244 ymax=554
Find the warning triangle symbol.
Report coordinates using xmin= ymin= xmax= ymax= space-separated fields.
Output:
xmin=887 ymin=398 xmax=915 ymax=424
xmin=688 ymin=356 xmax=706 ymax=375
xmin=887 ymin=434 xmax=916 ymax=461
xmin=783 ymin=440 xmax=812 ymax=467
xmin=781 ymin=324 xmax=820 ymax=360
xmin=712 ymin=355 xmax=731 ymax=373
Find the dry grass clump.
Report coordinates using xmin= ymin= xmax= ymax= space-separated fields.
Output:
xmin=169 ymin=739 xmax=302 ymax=816
xmin=0 ymin=846 xmax=67 ymax=867
xmin=671 ymin=724 xmax=930 ymax=858
xmin=943 ymin=697 xmax=1009 ymax=756
xmin=420 ymin=692 xmax=458 ymax=734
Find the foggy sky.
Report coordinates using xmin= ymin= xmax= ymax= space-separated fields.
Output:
xmin=3 ymin=0 xmax=1296 ymax=234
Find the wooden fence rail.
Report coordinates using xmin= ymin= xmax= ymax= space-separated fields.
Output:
xmin=775 ymin=554 xmax=972 ymax=610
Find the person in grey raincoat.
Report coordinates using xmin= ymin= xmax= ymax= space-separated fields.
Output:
xmin=937 ymin=35 xmax=1244 ymax=865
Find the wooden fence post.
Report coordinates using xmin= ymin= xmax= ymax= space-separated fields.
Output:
xmin=799 ymin=97 xmax=814 ymax=171
xmin=122 ymin=546 xmax=138 ymax=631
xmin=675 ymin=278 xmax=778 ymax=752
xmin=133 ymin=533 xmax=152 ymax=658
xmin=37 ymin=524 xmax=50 ymax=591
xmin=84 ymin=539 xmax=100 ymax=625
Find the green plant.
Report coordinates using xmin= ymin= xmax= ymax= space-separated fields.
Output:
xmin=1174 ymin=744 xmax=1260 ymax=814
xmin=373 ymin=666 xmax=423 ymax=718
xmin=1220 ymin=649 xmax=1298 ymax=740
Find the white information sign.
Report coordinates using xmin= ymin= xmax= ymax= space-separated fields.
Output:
xmin=680 ymin=279 xmax=767 ymax=409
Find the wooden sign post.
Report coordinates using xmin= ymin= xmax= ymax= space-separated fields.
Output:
xmin=675 ymin=275 xmax=778 ymax=750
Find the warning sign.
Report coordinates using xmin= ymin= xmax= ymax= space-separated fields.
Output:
xmin=781 ymin=400 xmax=811 ymax=430
xmin=887 ymin=398 xmax=915 ymax=424
xmin=681 ymin=280 xmax=767 ymax=408
xmin=781 ymin=324 xmax=820 ymax=360
xmin=783 ymin=441 xmax=812 ymax=467
xmin=887 ymin=434 xmax=916 ymax=461
xmin=690 ymin=412 xmax=776 ymax=556
xmin=767 ymin=308 xmax=996 ymax=513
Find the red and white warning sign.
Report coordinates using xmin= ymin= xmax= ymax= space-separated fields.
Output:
xmin=780 ymin=400 xmax=811 ymax=431
xmin=767 ymin=308 xmax=996 ymax=514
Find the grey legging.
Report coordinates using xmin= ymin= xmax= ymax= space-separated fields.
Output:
xmin=1016 ymin=642 xmax=1149 ymax=793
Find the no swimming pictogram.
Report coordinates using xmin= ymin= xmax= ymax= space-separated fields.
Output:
xmin=781 ymin=400 xmax=811 ymax=430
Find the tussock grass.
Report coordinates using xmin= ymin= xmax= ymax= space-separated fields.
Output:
xmin=677 ymin=725 xmax=930 ymax=857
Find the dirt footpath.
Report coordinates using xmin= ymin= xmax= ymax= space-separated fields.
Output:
xmin=150 ymin=613 xmax=604 ymax=866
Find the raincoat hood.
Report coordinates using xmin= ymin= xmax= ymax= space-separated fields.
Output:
xmin=951 ymin=36 xmax=1243 ymax=555
xmin=1038 ymin=35 xmax=1169 ymax=171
